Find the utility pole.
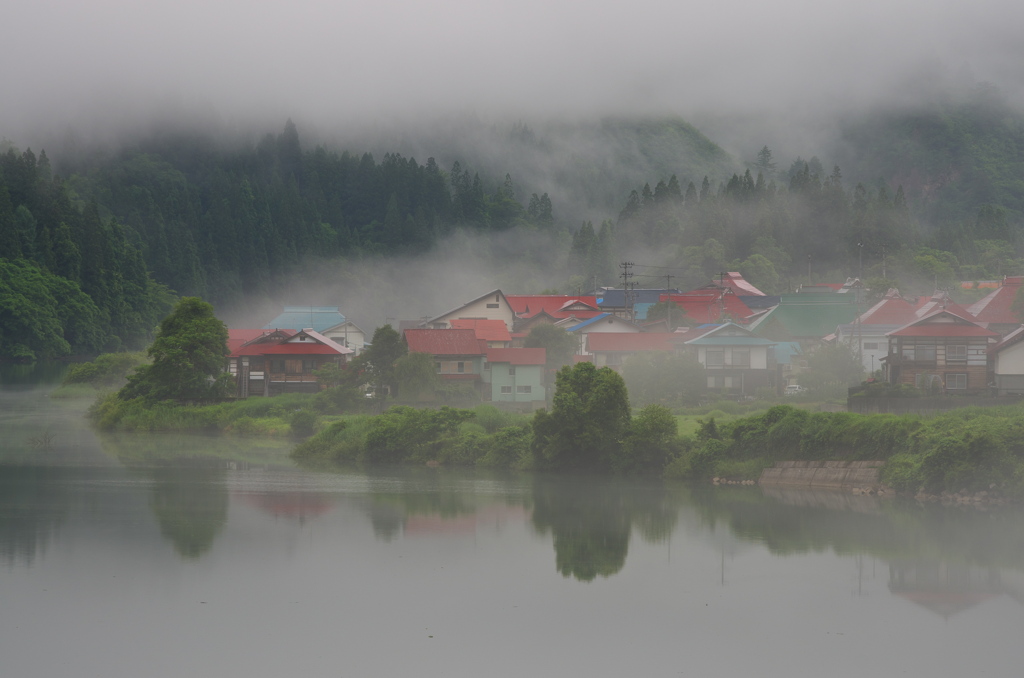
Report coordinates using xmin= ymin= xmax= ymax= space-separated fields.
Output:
xmin=664 ymin=273 xmax=675 ymax=328
xmin=620 ymin=261 xmax=636 ymax=322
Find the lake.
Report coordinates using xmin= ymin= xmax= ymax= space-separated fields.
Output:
xmin=3 ymin=372 xmax=1024 ymax=677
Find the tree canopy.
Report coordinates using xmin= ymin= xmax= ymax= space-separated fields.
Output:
xmin=119 ymin=297 xmax=230 ymax=401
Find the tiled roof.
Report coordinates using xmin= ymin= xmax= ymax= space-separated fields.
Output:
xmin=263 ymin=307 xmax=345 ymax=333
xmin=485 ymin=348 xmax=546 ymax=365
xmin=988 ymin=325 xmax=1024 ymax=354
xmin=967 ymin=277 xmax=1024 ymax=324
xmin=587 ymin=333 xmax=675 ymax=352
xmin=450 ymin=318 xmax=512 ymax=342
xmin=404 ymin=329 xmax=486 ymax=355
xmin=228 ymin=329 xmax=275 ymax=355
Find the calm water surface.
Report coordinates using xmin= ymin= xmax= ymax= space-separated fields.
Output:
xmin=3 ymin=376 xmax=1024 ymax=677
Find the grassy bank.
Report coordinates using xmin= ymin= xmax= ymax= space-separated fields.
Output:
xmin=665 ymin=404 xmax=1024 ymax=498
xmin=91 ymin=391 xmax=327 ymax=437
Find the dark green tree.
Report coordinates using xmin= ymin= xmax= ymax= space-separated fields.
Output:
xmin=531 ymin=362 xmax=631 ymax=471
xmin=118 ymin=297 xmax=230 ymax=401
xmin=360 ymin=324 xmax=407 ymax=398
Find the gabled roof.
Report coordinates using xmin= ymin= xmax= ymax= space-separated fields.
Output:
xmin=685 ymin=322 xmax=776 ymax=346
xmin=857 ymin=289 xmax=920 ymax=325
xmin=700 ymin=272 xmax=767 ymax=296
xmin=987 ymin=325 xmax=1024 ymax=354
xmin=506 ymin=295 xmax=602 ymax=319
xmin=263 ymin=307 xmax=345 ymax=333
xmin=886 ymin=310 xmax=998 ymax=338
xmin=233 ymin=328 xmax=352 ymax=356
xmin=404 ymin=329 xmax=486 ymax=355
xmin=587 ymin=332 xmax=676 ymax=352
xmin=967 ymin=276 xmax=1024 ymax=324
xmin=228 ymin=329 xmax=276 ymax=355
xmin=485 ymin=348 xmax=546 ymax=365
xmin=424 ymin=289 xmax=512 ymax=327
xmin=749 ymin=293 xmax=859 ymax=339
xmin=450 ymin=318 xmax=512 ymax=342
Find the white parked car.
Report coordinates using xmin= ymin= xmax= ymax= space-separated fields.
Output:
xmin=785 ymin=385 xmax=806 ymax=395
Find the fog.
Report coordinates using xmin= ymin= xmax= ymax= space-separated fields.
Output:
xmin=5 ymin=0 xmax=1024 ymax=149
xmin=6 ymin=0 xmax=1024 ymax=330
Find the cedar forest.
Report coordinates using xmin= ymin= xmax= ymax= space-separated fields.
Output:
xmin=2 ymin=81 xmax=1024 ymax=360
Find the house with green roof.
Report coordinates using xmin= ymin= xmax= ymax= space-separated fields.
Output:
xmin=748 ymin=293 xmax=861 ymax=342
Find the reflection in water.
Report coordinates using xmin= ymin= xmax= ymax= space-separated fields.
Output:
xmin=531 ymin=477 xmax=678 ymax=582
xmin=0 ymin=467 xmax=68 ymax=565
xmin=147 ymin=464 xmax=228 ymax=558
xmin=889 ymin=559 xmax=1006 ymax=618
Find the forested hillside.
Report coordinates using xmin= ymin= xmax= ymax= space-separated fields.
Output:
xmin=3 ymin=86 xmax=1024 ymax=360
xmin=0 ymin=149 xmax=173 ymax=359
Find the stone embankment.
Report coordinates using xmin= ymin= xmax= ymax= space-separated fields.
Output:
xmin=758 ymin=460 xmax=885 ymax=491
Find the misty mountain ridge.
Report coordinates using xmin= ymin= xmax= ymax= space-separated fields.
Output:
xmin=4 ymin=81 xmax=1024 ymax=349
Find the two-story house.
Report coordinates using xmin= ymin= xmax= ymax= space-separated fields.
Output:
xmin=883 ymin=310 xmax=998 ymax=393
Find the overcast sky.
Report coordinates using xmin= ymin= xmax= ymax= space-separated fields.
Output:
xmin=4 ymin=0 xmax=1024 ymax=144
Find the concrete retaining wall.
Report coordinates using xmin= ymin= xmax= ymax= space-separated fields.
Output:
xmin=759 ymin=460 xmax=883 ymax=489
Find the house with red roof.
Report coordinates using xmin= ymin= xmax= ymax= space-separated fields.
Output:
xmin=585 ymin=332 xmax=675 ymax=371
xmin=230 ymin=328 xmax=352 ymax=397
xmin=967 ymin=276 xmax=1024 ymax=335
xmin=482 ymin=348 xmax=547 ymax=407
xmin=449 ymin=318 xmax=512 ymax=348
xmin=506 ymin=295 xmax=605 ymax=344
xmin=404 ymin=329 xmax=488 ymax=394
xmin=884 ymin=310 xmax=998 ymax=393
xmin=660 ymin=288 xmax=755 ymax=324
xmin=834 ymin=289 xmax=975 ymax=374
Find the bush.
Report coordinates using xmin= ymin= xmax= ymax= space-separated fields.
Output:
xmin=289 ymin=409 xmax=319 ymax=437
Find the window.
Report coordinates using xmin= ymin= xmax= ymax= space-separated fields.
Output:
xmin=271 ymin=359 xmax=286 ymax=373
xmin=435 ymin=362 xmax=442 ymax=373
xmin=500 ymin=386 xmax=512 ymax=394
xmin=901 ymin=347 xmax=915 ymax=360
xmin=302 ymin=359 xmax=316 ymax=372
xmin=509 ymin=367 xmax=516 ymax=376
xmin=707 ymin=376 xmax=719 ymax=388
xmin=947 ymin=373 xmax=968 ymax=390
xmin=916 ymin=346 xmax=936 ymax=361
xmin=947 ymin=345 xmax=967 ymax=362
xmin=863 ymin=342 xmax=879 ymax=350
xmin=731 ymin=350 xmax=750 ymax=367
xmin=516 ymin=385 xmax=532 ymax=394
xmin=483 ymin=361 xmax=490 ymax=370
xmin=723 ymin=376 xmax=734 ymax=388
xmin=486 ymin=303 xmax=499 ymax=308
xmin=706 ymin=350 xmax=724 ymax=367
xmin=457 ymin=361 xmax=465 ymax=373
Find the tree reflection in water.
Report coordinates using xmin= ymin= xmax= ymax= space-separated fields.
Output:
xmin=148 ymin=464 xmax=228 ymax=559
xmin=530 ymin=476 xmax=678 ymax=582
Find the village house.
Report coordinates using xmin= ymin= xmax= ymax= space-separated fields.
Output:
xmin=404 ymin=328 xmax=488 ymax=397
xmin=883 ymin=310 xmax=998 ymax=394
xmin=422 ymin=289 xmax=516 ymax=331
xmin=988 ymin=325 xmax=1024 ymax=394
xmin=585 ymin=332 xmax=675 ymax=371
xmin=482 ymin=348 xmax=547 ymax=408
xmin=229 ymin=328 xmax=352 ymax=397
xmin=682 ymin=323 xmax=777 ymax=394
xmin=967 ymin=275 xmax=1024 ymax=336
xmin=449 ymin=318 xmax=512 ymax=348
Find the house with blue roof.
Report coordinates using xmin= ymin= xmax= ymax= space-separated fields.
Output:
xmin=684 ymin=322 xmax=777 ymax=394
xmin=263 ymin=307 xmax=346 ymax=334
